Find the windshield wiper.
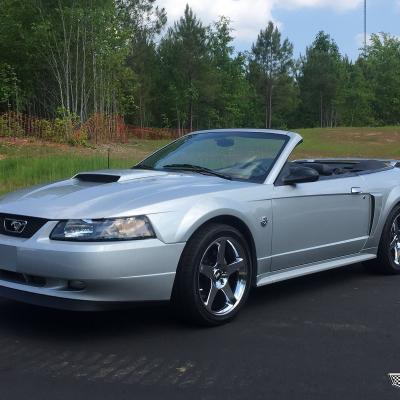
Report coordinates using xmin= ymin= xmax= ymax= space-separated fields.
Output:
xmin=162 ymin=164 xmax=232 ymax=181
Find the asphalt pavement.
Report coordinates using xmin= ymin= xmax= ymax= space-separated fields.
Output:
xmin=0 ymin=263 xmax=400 ymax=400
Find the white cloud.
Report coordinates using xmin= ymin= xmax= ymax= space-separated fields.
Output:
xmin=355 ymin=32 xmax=372 ymax=48
xmin=280 ymin=0 xmax=362 ymax=12
xmin=156 ymin=0 xmax=362 ymax=42
xmin=157 ymin=0 xmax=275 ymax=41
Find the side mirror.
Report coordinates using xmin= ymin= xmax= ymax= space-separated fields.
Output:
xmin=282 ymin=165 xmax=320 ymax=185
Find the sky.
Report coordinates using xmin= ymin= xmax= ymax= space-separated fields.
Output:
xmin=155 ymin=0 xmax=400 ymax=59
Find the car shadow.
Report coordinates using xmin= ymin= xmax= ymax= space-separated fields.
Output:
xmin=0 ymin=262 xmax=386 ymax=341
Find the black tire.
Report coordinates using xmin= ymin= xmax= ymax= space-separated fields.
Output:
xmin=172 ymin=223 xmax=253 ymax=326
xmin=364 ymin=204 xmax=400 ymax=274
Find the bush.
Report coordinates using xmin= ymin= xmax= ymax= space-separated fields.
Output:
xmin=31 ymin=112 xmax=81 ymax=142
xmin=0 ymin=111 xmax=126 ymax=145
xmin=31 ymin=118 xmax=55 ymax=140
xmin=68 ymin=128 xmax=89 ymax=146
xmin=0 ymin=113 xmax=24 ymax=137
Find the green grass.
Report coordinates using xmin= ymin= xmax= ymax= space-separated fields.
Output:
xmin=0 ymin=154 xmax=129 ymax=195
xmin=0 ymin=127 xmax=399 ymax=195
xmin=0 ymin=139 xmax=166 ymax=195
xmin=294 ymin=126 xmax=400 ymax=159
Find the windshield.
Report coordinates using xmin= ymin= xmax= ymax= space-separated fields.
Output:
xmin=136 ymin=131 xmax=289 ymax=183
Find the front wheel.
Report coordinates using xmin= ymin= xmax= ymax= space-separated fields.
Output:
xmin=172 ymin=223 xmax=252 ymax=326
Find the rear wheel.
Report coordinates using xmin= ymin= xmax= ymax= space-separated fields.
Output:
xmin=172 ymin=223 xmax=252 ymax=326
xmin=365 ymin=205 xmax=400 ymax=274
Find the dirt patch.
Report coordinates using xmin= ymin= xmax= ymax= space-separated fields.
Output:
xmin=0 ymin=137 xmax=34 ymax=146
xmin=0 ymin=136 xmax=72 ymax=149
xmin=0 ymin=137 xmax=157 ymax=159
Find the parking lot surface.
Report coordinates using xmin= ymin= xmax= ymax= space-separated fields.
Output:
xmin=0 ymin=264 xmax=400 ymax=399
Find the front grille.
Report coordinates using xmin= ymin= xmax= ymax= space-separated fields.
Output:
xmin=0 ymin=213 xmax=48 ymax=238
xmin=0 ymin=269 xmax=46 ymax=287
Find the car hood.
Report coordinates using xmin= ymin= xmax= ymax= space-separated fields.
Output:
xmin=0 ymin=169 xmax=252 ymax=219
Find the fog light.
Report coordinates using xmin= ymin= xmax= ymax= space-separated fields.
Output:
xmin=68 ymin=280 xmax=86 ymax=291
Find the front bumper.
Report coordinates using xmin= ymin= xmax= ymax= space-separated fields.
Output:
xmin=0 ymin=221 xmax=185 ymax=309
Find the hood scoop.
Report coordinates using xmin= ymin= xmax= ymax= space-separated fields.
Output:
xmin=74 ymin=173 xmax=120 ymax=183
xmin=73 ymin=169 xmax=169 ymax=184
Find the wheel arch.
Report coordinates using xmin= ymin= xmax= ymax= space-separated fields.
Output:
xmin=183 ymin=215 xmax=258 ymax=286
xmin=380 ymin=199 xmax=400 ymax=241
xmin=363 ymin=197 xmax=400 ymax=274
xmin=378 ymin=193 xmax=400 ymax=240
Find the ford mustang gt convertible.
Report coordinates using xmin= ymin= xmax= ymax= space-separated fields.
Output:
xmin=0 ymin=129 xmax=400 ymax=325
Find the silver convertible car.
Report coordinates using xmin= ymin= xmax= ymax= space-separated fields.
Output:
xmin=0 ymin=129 xmax=399 ymax=325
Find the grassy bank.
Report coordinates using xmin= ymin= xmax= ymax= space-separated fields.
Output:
xmin=0 ymin=138 xmax=168 ymax=195
xmin=0 ymin=127 xmax=399 ymax=195
xmin=295 ymin=126 xmax=400 ymax=159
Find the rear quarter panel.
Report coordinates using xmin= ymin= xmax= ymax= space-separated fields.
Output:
xmin=361 ymin=168 xmax=400 ymax=250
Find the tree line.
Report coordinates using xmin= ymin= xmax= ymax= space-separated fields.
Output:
xmin=1 ymin=0 xmax=400 ymax=132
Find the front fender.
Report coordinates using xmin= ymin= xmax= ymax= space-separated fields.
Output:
xmin=176 ymin=197 xmax=256 ymax=242
xmin=148 ymin=196 xmax=273 ymax=271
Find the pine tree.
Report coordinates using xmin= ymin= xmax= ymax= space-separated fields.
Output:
xmin=298 ymin=31 xmax=346 ymax=128
xmin=249 ymin=22 xmax=294 ymax=129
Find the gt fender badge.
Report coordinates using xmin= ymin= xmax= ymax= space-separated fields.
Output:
xmin=260 ymin=217 xmax=269 ymax=227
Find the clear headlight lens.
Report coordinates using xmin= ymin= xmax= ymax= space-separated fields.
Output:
xmin=50 ymin=216 xmax=155 ymax=242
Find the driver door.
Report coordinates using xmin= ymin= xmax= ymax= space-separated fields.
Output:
xmin=270 ymin=176 xmax=371 ymax=271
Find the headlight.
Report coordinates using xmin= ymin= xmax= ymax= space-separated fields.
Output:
xmin=50 ymin=216 xmax=156 ymax=242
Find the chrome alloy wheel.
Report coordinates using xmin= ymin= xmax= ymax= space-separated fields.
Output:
xmin=198 ymin=237 xmax=248 ymax=316
xmin=390 ymin=214 xmax=400 ymax=266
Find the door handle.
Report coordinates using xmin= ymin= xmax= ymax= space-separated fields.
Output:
xmin=351 ymin=187 xmax=362 ymax=194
